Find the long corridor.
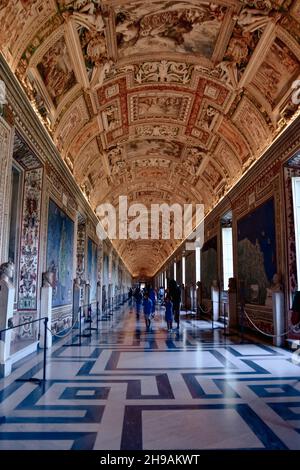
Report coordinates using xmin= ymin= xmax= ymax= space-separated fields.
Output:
xmin=0 ymin=305 xmax=300 ymax=450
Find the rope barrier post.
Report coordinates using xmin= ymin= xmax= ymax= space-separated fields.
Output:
xmin=211 ymin=301 xmax=214 ymax=332
xmin=241 ymin=303 xmax=245 ymax=343
xmin=63 ymin=306 xmax=82 ymax=347
xmin=96 ymin=301 xmax=99 ymax=332
xmin=223 ymin=302 xmax=226 ymax=338
xmin=43 ymin=317 xmax=48 ymax=382
xmin=218 ymin=281 xmax=221 ymax=322
xmin=79 ymin=307 xmax=82 ymax=346
xmin=14 ymin=317 xmax=47 ymax=385
xmin=0 ymin=330 xmax=2 ymax=373
xmin=89 ymin=304 xmax=92 ymax=337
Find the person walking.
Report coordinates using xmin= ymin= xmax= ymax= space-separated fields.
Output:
xmin=133 ymin=287 xmax=142 ymax=319
xmin=169 ymin=279 xmax=181 ymax=329
xmin=149 ymin=286 xmax=156 ymax=315
xmin=164 ymin=296 xmax=174 ymax=331
xmin=291 ymin=291 xmax=300 ymax=333
xmin=143 ymin=292 xmax=153 ymax=331
xmin=128 ymin=287 xmax=133 ymax=306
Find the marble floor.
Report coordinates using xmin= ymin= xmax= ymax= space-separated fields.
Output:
xmin=1 ymin=304 xmax=300 ymax=450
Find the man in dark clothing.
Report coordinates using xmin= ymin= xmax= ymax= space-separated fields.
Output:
xmin=128 ymin=287 xmax=133 ymax=306
xmin=133 ymin=287 xmax=142 ymax=319
xmin=168 ymin=279 xmax=181 ymax=329
xmin=291 ymin=291 xmax=300 ymax=332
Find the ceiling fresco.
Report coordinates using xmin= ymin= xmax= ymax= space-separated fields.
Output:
xmin=1 ymin=0 xmax=300 ymax=276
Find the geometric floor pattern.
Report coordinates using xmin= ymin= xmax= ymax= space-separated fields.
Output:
xmin=1 ymin=305 xmax=300 ymax=450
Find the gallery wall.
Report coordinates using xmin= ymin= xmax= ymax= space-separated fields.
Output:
xmin=156 ymin=116 xmax=300 ymax=342
xmin=0 ymin=57 xmax=132 ymax=345
xmin=46 ymin=199 xmax=74 ymax=308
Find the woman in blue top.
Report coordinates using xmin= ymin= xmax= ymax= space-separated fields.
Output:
xmin=164 ymin=296 xmax=174 ymax=331
xmin=143 ymin=292 xmax=153 ymax=331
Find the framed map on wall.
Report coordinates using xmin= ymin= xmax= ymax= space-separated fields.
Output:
xmin=201 ymin=236 xmax=218 ymax=299
xmin=46 ymin=199 xmax=74 ymax=307
xmin=237 ymin=198 xmax=277 ymax=306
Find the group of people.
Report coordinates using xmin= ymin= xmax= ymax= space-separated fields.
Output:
xmin=130 ymin=285 xmax=156 ymax=331
xmin=128 ymin=279 xmax=181 ymax=332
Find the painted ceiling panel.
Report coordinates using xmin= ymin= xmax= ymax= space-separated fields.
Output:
xmin=1 ymin=0 xmax=300 ymax=276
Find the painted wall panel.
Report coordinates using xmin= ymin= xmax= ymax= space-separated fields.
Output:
xmin=18 ymin=168 xmax=43 ymax=310
xmin=201 ymin=236 xmax=218 ymax=299
xmin=237 ymin=198 xmax=277 ymax=306
xmin=87 ymin=237 xmax=98 ymax=302
xmin=46 ymin=199 xmax=74 ymax=308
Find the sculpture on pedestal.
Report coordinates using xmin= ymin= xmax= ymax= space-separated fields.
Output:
xmin=196 ymin=281 xmax=202 ymax=313
xmin=270 ymin=273 xmax=282 ymax=292
xmin=228 ymin=277 xmax=237 ymax=293
xmin=0 ymin=261 xmax=15 ymax=374
xmin=42 ymin=270 xmax=54 ymax=288
xmin=0 ymin=261 xmax=14 ymax=287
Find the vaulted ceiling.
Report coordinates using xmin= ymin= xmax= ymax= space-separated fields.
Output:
xmin=1 ymin=0 xmax=300 ymax=277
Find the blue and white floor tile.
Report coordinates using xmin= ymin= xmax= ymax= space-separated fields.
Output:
xmin=1 ymin=305 xmax=300 ymax=450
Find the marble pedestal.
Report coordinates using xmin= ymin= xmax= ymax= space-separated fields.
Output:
xmin=40 ymin=286 xmax=52 ymax=349
xmin=73 ymin=284 xmax=81 ymax=320
xmin=211 ymin=286 xmax=220 ymax=321
xmin=228 ymin=291 xmax=238 ymax=329
xmin=272 ymin=291 xmax=284 ymax=347
xmin=0 ymin=280 xmax=14 ymax=377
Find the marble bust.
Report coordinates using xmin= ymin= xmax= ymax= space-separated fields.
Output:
xmin=0 ymin=261 xmax=14 ymax=287
xmin=42 ymin=270 xmax=54 ymax=288
xmin=270 ymin=273 xmax=282 ymax=292
xmin=228 ymin=277 xmax=237 ymax=293
xmin=265 ymin=273 xmax=283 ymax=307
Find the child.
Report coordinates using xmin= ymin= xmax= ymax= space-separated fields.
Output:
xmin=164 ymin=296 xmax=173 ymax=331
xmin=143 ymin=292 xmax=153 ymax=331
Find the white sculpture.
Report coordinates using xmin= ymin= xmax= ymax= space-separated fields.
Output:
xmin=217 ymin=61 xmax=238 ymax=89
xmin=42 ymin=270 xmax=54 ymax=288
xmin=234 ymin=8 xmax=273 ymax=33
xmin=98 ymin=59 xmax=114 ymax=87
xmin=40 ymin=270 xmax=54 ymax=349
xmin=0 ymin=261 xmax=15 ymax=376
xmin=270 ymin=273 xmax=283 ymax=292
xmin=64 ymin=2 xmax=106 ymax=33
xmin=0 ymin=261 xmax=14 ymax=288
